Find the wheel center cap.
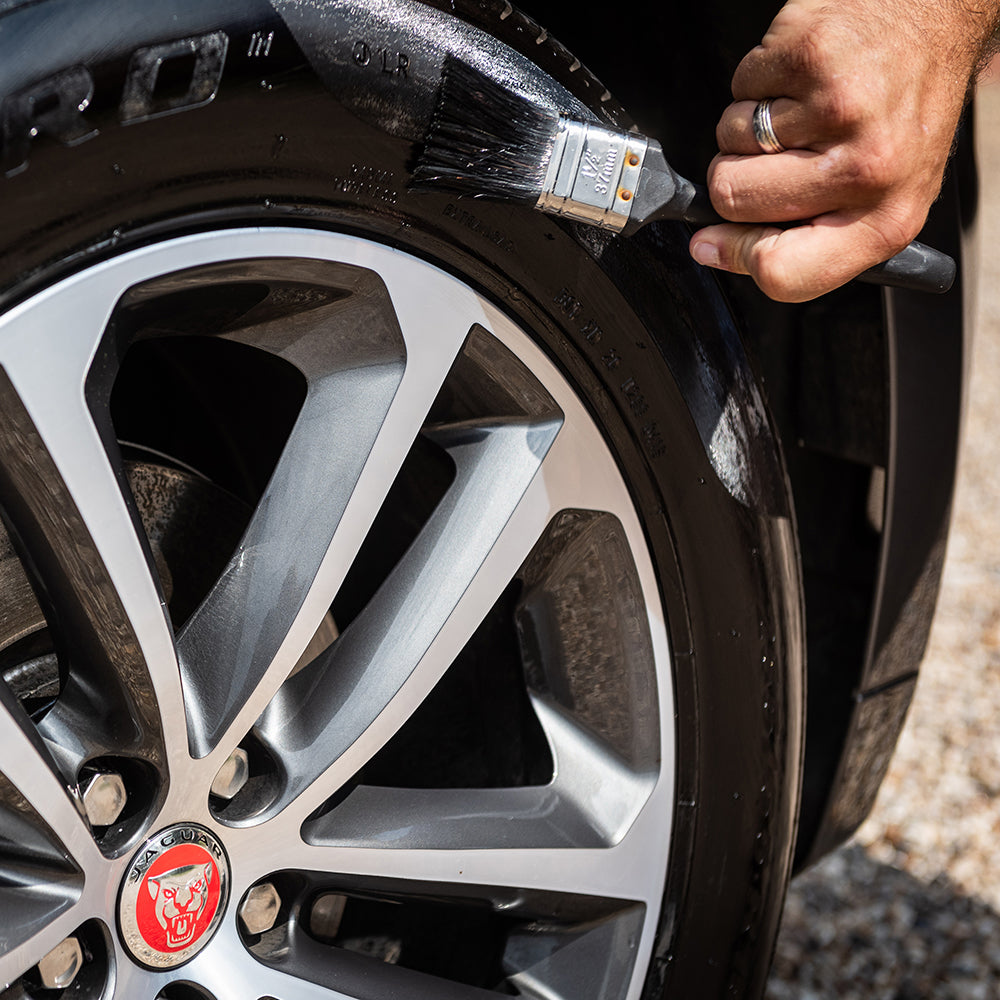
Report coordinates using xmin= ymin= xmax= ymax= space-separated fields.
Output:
xmin=118 ymin=824 xmax=230 ymax=969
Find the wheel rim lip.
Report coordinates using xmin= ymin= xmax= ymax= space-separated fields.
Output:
xmin=0 ymin=226 xmax=676 ymax=999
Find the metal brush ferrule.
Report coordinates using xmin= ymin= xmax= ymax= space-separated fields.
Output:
xmin=537 ymin=120 xmax=648 ymax=231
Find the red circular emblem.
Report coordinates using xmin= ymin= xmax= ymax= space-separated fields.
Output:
xmin=134 ymin=842 xmax=222 ymax=953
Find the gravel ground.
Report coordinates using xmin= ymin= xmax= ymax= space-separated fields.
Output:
xmin=765 ymin=85 xmax=1000 ymax=997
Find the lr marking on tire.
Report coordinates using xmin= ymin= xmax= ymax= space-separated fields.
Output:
xmin=352 ymin=40 xmax=410 ymax=78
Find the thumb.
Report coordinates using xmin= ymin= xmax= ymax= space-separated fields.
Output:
xmin=689 ymin=221 xmax=885 ymax=302
xmin=689 ymin=224 xmax=792 ymax=292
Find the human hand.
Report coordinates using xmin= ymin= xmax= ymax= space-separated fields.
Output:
xmin=688 ymin=0 xmax=999 ymax=302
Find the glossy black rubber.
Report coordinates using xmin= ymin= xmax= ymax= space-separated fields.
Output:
xmin=0 ymin=1 xmax=805 ymax=997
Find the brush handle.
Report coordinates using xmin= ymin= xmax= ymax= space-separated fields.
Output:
xmin=853 ymin=242 xmax=956 ymax=293
xmin=678 ymin=182 xmax=955 ymax=294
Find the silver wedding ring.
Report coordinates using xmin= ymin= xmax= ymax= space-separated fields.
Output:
xmin=752 ymin=98 xmax=786 ymax=154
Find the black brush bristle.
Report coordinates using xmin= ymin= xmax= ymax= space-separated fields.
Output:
xmin=411 ymin=57 xmax=562 ymax=203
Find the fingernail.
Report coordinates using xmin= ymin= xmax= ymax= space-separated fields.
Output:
xmin=690 ymin=241 xmax=721 ymax=268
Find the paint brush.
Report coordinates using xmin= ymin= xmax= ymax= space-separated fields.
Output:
xmin=411 ymin=59 xmax=955 ymax=294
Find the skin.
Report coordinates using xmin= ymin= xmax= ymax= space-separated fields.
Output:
xmin=688 ymin=0 xmax=1000 ymax=302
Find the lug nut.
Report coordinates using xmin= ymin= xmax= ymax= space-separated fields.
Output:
xmin=309 ymin=893 xmax=347 ymax=942
xmin=239 ymin=882 xmax=282 ymax=935
xmin=210 ymin=747 xmax=250 ymax=801
xmin=81 ymin=772 xmax=127 ymax=827
xmin=37 ymin=936 xmax=83 ymax=990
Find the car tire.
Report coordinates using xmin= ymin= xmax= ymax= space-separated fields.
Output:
xmin=0 ymin=2 xmax=804 ymax=998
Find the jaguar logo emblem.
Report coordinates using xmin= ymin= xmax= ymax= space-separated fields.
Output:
xmin=146 ymin=861 xmax=213 ymax=948
xmin=118 ymin=825 xmax=229 ymax=969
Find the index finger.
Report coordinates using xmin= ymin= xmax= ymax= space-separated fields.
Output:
xmin=708 ymin=148 xmax=869 ymax=224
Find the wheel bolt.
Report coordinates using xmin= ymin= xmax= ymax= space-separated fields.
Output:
xmin=81 ymin=771 xmax=127 ymax=827
xmin=239 ymin=883 xmax=282 ymax=935
xmin=37 ymin=936 xmax=83 ymax=990
xmin=309 ymin=892 xmax=347 ymax=941
xmin=210 ymin=747 xmax=250 ymax=801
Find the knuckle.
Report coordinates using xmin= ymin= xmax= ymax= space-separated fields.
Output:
xmin=708 ymin=169 xmax=742 ymax=219
xmin=817 ymin=84 xmax=868 ymax=132
xmin=852 ymin=155 xmax=895 ymax=194
xmin=746 ymin=239 xmax=800 ymax=302
xmin=864 ymin=208 xmax=923 ymax=256
xmin=863 ymin=151 xmax=899 ymax=193
xmin=781 ymin=23 xmax=832 ymax=81
xmin=755 ymin=264 xmax=797 ymax=302
xmin=881 ymin=217 xmax=916 ymax=253
xmin=828 ymin=140 xmax=897 ymax=194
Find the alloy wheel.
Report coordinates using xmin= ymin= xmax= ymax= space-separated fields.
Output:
xmin=0 ymin=228 xmax=674 ymax=999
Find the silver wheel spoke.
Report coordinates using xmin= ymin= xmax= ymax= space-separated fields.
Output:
xmin=258 ymin=415 xmax=662 ymax=832
xmin=533 ymin=697 xmax=658 ymax=845
xmin=109 ymin=958 xmax=161 ymax=999
xmin=255 ymin=415 xmax=562 ymax=820
xmin=0 ymin=275 xmax=183 ymax=769
xmin=184 ymin=919 xmax=356 ymax=1000
xmin=301 ymin=784 xmax=627 ymax=851
xmin=174 ymin=256 xmax=484 ymax=762
xmin=199 ymin=962 xmax=360 ymax=1000
xmin=250 ymin=806 xmax=666 ymax=905
xmin=0 ymin=687 xmax=98 ymax=870
xmin=297 ymin=702 xmax=655 ymax=852
xmin=175 ymin=359 xmax=405 ymax=759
